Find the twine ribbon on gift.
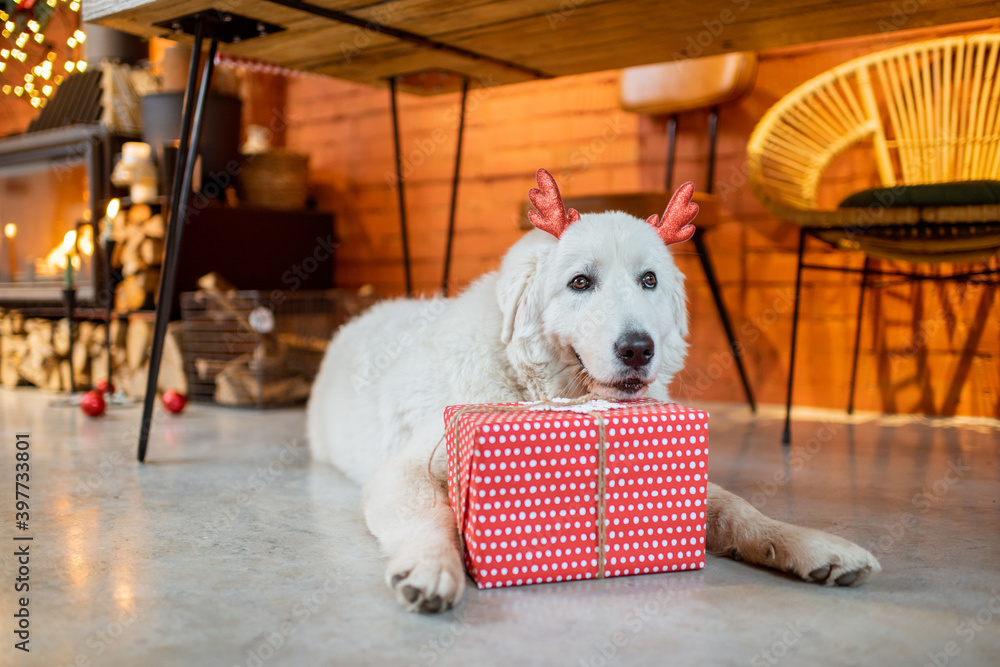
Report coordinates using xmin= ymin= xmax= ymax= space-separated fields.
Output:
xmin=437 ymin=396 xmax=666 ymax=581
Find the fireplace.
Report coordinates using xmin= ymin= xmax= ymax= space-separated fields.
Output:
xmin=0 ymin=125 xmax=126 ymax=309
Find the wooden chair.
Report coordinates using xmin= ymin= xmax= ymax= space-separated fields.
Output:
xmin=746 ymin=33 xmax=1000 ymax=442
xmin=524 ymin=53 xmax=759 ymax=410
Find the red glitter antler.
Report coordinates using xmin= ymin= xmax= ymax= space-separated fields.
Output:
xmin=646 ymin=181 xmax=698 ymax=245
xmin=527 ymin=168 xmax=580 ymax=239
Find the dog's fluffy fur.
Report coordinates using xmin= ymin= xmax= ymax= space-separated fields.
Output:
xmin=308 ymin=210 xmax=880 ymax=613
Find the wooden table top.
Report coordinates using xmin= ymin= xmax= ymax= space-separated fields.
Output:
xmin=85 ymin=1 xmax=1000 ymax=93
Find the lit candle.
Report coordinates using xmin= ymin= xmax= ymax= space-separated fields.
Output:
xmin=3 ymin=224 xmax=16 ymax=282
xmin=103 ymin=198 xmax=120 ymax=244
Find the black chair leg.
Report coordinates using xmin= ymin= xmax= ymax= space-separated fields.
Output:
xmin=137 ymin=19 xmax=218 ymax=462
xmin=664 ymin=114 xmax=677 ymax=191
xmin=693 ymin=232 xmax=757 ymax=412
xmin=389 ymin=77 xmax=413 ymax=298
xmin=441 ymin=77 xmax=469 ymax=297
xmin=846 ymin=256 xmax=871 ymax=415
xmin=783 ymin=228 xmax=807 ymax=445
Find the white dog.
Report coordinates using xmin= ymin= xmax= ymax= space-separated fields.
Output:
xmin=307 ymin=169 xmax=880 ymax=613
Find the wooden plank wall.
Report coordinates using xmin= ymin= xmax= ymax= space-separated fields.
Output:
xmin=281 ymin=19 xmax=999 ymax=418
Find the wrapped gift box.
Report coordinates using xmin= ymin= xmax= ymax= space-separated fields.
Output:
xmin=445 ymin=400 xmax=709 ymax=589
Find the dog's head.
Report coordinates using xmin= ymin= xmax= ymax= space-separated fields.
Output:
xmin=497 ymin=169 xmax=694 ymax=400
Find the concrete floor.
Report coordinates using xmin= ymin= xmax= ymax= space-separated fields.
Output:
xmin=1 ymin=388 xmax=998 ymax=667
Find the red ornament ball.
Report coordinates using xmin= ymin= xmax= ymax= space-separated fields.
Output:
xmin=80 ymin=390 xmax=106 ymax=417
xmin=162 ymin=389 xmax=188 ymax=414
xmin=96 ymin=379 xmax=115 ymax=394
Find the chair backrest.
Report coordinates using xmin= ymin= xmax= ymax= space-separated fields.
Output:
xmin=748 ymin=34 xmax=1000 ymax=213
xmin=619 ymin=52 xmax=758 ymax=115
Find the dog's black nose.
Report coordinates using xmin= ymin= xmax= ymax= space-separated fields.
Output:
xmin=615 ymin=332 xmax=654 ymax=369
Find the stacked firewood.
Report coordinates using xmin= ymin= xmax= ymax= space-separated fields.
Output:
xmin=110 ymin=203 xmax=165 ymax=312
xmin=0 ymin=308 xmax=185 ymax=396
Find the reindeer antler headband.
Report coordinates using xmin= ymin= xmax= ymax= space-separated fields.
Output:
xmin=527 ymin=168 xmax=697 ymax=245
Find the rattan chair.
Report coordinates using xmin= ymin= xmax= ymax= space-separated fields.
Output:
xmin=747 ymin=34 xmax=1000 ymax=442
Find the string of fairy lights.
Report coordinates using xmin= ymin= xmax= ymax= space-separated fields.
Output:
xmin=1 ymin=0 xmax=85 ymax=109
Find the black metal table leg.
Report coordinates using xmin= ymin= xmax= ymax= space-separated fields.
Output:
xmin=137 ymin=18 xmax=218 ymax=462
xmin=846 ymin=255 xmax=871 ymax=415
xmin=63 ymin=288 xmax=76 ymax=393
xmin=389 ymin=77 xmax=413 ymax=298
xmin=104 ymin=238 xmax=118 ymax=387
xmin=706 ymin=107 xmax=719 ymax=189
xmin=441 ymin=78 xmax=469 ymax=296
xmin=783 ymin=228 xmax=808 ymax=445
xmin=693 ymin=232 xmax=757 ymax=412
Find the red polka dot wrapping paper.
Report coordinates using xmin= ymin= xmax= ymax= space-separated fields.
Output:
xmin=444 ymin=400 xmax=709 ymax=589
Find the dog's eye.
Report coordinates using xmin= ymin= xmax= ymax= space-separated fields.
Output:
xmin=569 ymin=275 xmax=591 ymax=291
xmin=642 ymin=271 xmax=657 ymax=289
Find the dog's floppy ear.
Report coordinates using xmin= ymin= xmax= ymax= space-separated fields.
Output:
xmin=497 ymin=232 xmax=553 ymax=345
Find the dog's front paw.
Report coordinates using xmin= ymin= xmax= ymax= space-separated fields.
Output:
xmin=774 ymin=523 xmax=881 ymax=587
xmin=386 ymin=548 xmax=466 ymax=613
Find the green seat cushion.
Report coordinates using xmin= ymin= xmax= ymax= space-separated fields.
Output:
xmin=839 ymin=181 xmax=1000 ymax=208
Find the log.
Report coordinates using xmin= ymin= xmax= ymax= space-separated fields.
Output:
xmin=214 ymin=362 xmax=312 ymax=406
xmin=142 ymin=213 xmax=165 ymax=239
xmin=115 ymin=270 xmax=159 ymax=312
xmin=77 ymin=321 xmax=95 ymax=350
xmin=59 ymin=359 xmax=73 ymax=393
xmin=0 ymin=310 xmax=25 ymax=336
xmin=25 ymin=320 xmax=54 ymax=359
xmin=17 ymin=349 xmax=56 ymax=388
xmin=86 ymin=322 xmax=106 ymax=357
xmin=90 ymin=347 xmax=110 ymax=385
xmin=197 ymin=272 xmax=237 ymax=292
xmin=110 ymin=318 xmax=127 ymax=349
xmin=125 ymin=364 xmax=148 ymax=401
xmin=139 ymin=237 xmax=164 ymax=267
xmin=195 ymin=358 xmax=227 ymax=381
xmin=127 ymin=204 xmax=153 ymax=224
xmin=53 ymin=318 xmax=72 ymax=357
xmin=0 ymin=335 xmax=27 ymax=387
xmin=110 ymin=210 xmax=129 ymax=243
xmin=160 ymin=321 xmax=188 ymax=394
xmin=213 ymin=348 xmax=311 ymax=406
xmin=72 ymin=337 xmax=91 ymax=388
xmin=126 ymin=316 xmax=151 ymax=371
xmin=120 ymin=225 xmax=148 ymax=277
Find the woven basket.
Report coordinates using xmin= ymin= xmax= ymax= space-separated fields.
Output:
xmin=235 ymin=150 xmax=309 ymax=210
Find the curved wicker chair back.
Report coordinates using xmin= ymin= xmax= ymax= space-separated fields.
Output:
xmin=748 ymin=33 xmax=1000 ymax=252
